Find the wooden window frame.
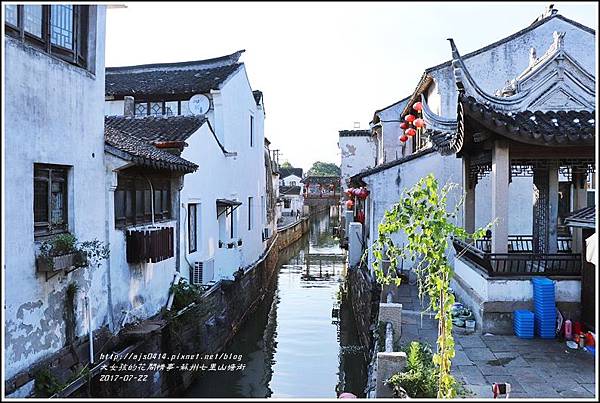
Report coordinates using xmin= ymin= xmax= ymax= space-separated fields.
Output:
xmin=34 ymin=164 xmax=69 ymax=238
xmin=247 ymin=196 xmax=253 ymax=230
xmin=133 ymin=99 xmax=186 ymax=117
xmin=5 ymin=5 xmax=89 ymax=70
xmin=250 ymin=115 xmax=254 ymax=147
xmin=114 ymin=173 xmax=171 ymax=228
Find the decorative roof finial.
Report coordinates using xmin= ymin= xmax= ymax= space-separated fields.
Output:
xmin=447 ymin=38 xmax=461 ymax=60
xmin=544 ymin=4 xmax=558 ymax=17
xmin=529 ymin=47 xmax=537 ymax=67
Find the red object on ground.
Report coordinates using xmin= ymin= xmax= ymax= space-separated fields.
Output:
xmin=339 ymin=392 xmax=357 ymax=399
xmin=406 ymin=128 xmax=417 ymax=137
xmin=585 ymin=332 xmax=595 ymax=347
xmin=573 ymin=321 xmax=582 ymax=335
xmin=405 ymin=114 xmax=416 ymax=123
xmin=413 ymin=101 xmax=423 ymax=112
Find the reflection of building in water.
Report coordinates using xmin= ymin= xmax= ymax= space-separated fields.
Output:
xmin=302 ymin=253 xmax=346 ymax=282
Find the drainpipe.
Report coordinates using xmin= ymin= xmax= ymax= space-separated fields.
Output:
xmin=166 ymin=272 xmax=181 ymax=311
xmin=86 ymin=295 xmax=94 ymax=364
xmin=143 ymin=175 xmax=155 ymax=227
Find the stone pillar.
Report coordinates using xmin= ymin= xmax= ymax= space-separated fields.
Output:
xmin=379 ymin=303 xmax=403 ymax=344
xmin=491 ymin=140 xmax=509 ymax=253
xmin=533 ymin=164 xmax=559 ymax=253
xmin=348 ymin=222 xmax=363 ymax=267
xmin=571 ymin=170 xmax=588 ymax=253
xmin=375 ymin=352 xmax=407 ymax=398
xmin=463 ymin=156 xmax=476 ymax=234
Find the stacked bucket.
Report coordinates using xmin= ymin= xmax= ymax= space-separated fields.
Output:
xmin=532 ymin=277 xmax=556 ymax=339
xmin=513 ymin=310 xmax=534 ymax=338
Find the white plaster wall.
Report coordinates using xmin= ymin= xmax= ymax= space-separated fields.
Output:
xmin=428 ymin=17 xmax=595 ymax=118
xmin=281 ymin=195 xmax=303 ymax=215
xmin=454 ymin=259 xmax=580 ymax=303
xmin=4 ymin=7 xmax=108 ymax=379
xmin=363 ymin=151 xmax=463 ymax=274
xmin=339 ymin=135 xmax=376 ymax=190
xmin=376 ymin=99 xmax=409 ymax=163
xmin=282 ymin=174 xmax=302 ymax=186
xmin=104 ymin=99 xmax=124 ymax=116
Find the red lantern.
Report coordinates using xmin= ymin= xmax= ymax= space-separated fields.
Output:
xmin=357 ymin=210 xmax=365 ymax=224
xmin=405 ymin=114 xmax=416 ymax=123
xmin=353 ymin=188 xmax=361 ymax=196
xmin=414 ymin=118 xmax=426 ymax=128
xmin=413 ymin=102 xmax=423 ymax=112
xmin=399 ymin=122 xmax=408 ymax=130
xmin=346 ymin=199 xmax=354 ymax=209
xmin=399 ymin=134 xmax=409 ymax=142
xmin=406 ymin=128 xmax=416 ymax=137
xmin=345 ymin=188 xmax=353 ymax=197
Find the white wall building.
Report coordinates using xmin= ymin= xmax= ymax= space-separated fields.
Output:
xmin=338 ymin=130 xmax=376 ymax=192
xmin=4 ymin=4 xmax=108 ymax=388
xmin=104 ymin=50 xmax=272 ymax=285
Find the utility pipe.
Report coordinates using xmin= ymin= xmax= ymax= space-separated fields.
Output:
xmin=166 ymin=272 xmax=181 ymax=311
xmin=143 ymin=175 xmax=156 ymax=227
xmin=86 ymin=296 xmax=94 ymax=364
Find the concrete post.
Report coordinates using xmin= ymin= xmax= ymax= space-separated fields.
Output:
xmin=124 ymin=96 xmax=135 ymax=117
xmin=348 ymin=222 xmax=363 ymax=267
xmin=344 ymin=210 xmax=354 ymax=235
xmin=463 ymin=156 xmax=476 ymax=234
xmin=491 ymin=140 xmax=510 ymax=253
xmin=379 ymin=303 xmax=403 ymax=344
xmin=375 ymin=352 xmax=407 ymax=398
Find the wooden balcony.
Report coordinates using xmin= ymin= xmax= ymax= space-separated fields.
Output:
xmin=453 ymin=238 xmax=581 ymax=277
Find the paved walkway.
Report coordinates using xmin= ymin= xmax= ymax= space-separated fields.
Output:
xmin=394 ymin=284 xmax=596 ymax=399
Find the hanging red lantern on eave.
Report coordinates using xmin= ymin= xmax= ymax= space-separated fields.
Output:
xmin=413 ymin=102 xmax=423 ymax=112
xmin=399 ymin=122 xmax=408 ymax=130
xmin=399 ymin=134 xmax=409 ymax=142
xmin=405 ymin=114 xmax=416 ymax=123
xmin=346 ymin=199 xmax=354 ymax=209
xmin=406 ymin=128 xmax=417 ymax=137
xmin=414 ymin=118 xmax=426 ymax=128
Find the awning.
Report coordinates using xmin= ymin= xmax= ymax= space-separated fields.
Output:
xmin=216 ymin=199 xmax=242 ymax=218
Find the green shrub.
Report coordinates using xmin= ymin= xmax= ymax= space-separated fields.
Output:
xmin=386 ymin=341 xmax=439 ymax=398
xmin=170 ymin=279 xmax=205 ymax=311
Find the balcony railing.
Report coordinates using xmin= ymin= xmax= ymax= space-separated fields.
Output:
xmin=453 ymin=239 xmax=581 ymax=277
xmin=474 ymin=235 xmax=572 ymax=253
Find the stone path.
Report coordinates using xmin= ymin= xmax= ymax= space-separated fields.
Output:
xmin=395 ymin=284 xmax=596 ymax=399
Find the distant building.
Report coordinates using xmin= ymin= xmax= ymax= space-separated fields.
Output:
xmin=279 ymin=167 xmax=303 ymax=187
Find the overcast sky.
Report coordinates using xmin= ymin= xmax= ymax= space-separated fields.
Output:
xmin=105 ymin=2 xmax=598 ymax=171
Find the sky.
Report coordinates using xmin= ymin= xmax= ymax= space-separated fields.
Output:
xmin=105 ymin=2 xmax=598 ymax=171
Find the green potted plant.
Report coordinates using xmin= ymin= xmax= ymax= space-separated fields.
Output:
xmin=37 ymin=234 xmax=79 ymax=272
xmin=237 ymin=238 xmax=243 ymax=246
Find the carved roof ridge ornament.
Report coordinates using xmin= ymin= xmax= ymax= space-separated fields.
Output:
xmin=448 ymin=38 xmax=531 ymax=111
xmin=449 ymin=35 xmax=594 ymax=113
xmin=420 ymin=94 xmax=463 ymax=155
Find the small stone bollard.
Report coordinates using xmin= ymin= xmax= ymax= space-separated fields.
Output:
xmin=347 ymin=222 xmax=363 ymax=267
xmin=375 ymin=351 xmax=407 ymax=398
xmin=379 ymin=302 xmax=402 ymax=344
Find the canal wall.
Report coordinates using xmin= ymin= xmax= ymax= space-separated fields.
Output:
xmin=64 ymin=218 xmax=309 ymax=398
xmin=346 ymin=265 xmax=380 ymax=353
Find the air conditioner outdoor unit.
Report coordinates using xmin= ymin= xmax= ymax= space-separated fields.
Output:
xmin=192 ymin=258 xmax=214 ymax=285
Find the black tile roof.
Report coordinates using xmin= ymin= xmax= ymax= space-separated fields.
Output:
xmin=105 ymin=50 xmax=245 ymax=97
xmin=105 ymin=127 xmax=198 ymax=173
xmin=339 ymin=130 xmax=372 ymax=137
xmin=302 ymin=175 xmax=340 ymax=185
xmin=565 ymin=205 xmax=596 ymax=229
xmin=280 ymin=185 xmax=302 ymax=196
xmin=105 ymin=115 xmax=206 ymax=142
xmin=279 ymin=167 xmax=303 ymax=178
xmin=461 ymin=95 xmax=595 ymax=146
xmin=350 ymin=148 xmax=436 ymax=184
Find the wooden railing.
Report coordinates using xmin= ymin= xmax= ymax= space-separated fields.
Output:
xmin=474 ymin=235 xmax=572 ymax=253
xmin=126 ymin=227 xmax=174 ymax=264
xmin=453 ymin=239 xmax=581 ymax=277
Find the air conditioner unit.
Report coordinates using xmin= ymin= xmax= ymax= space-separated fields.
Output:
xmin=192 ymin=258 xmax=214 ymax=285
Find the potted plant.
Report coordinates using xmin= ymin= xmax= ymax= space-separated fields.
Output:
xmin=227 ymin=242 xmax=235 ymax=249
xmin=36 ymin=235 xmax=110 ymax=273
xmin=233 ymin=267 xmax=244 ymax=281
xmin=237 ymin=238 xmax=243 ymax=246
xmin=37 ymin=234 xmax=79 ymax=272
xmin=218 ymin=240 xmax=224 ymax=248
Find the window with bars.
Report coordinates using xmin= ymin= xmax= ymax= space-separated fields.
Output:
xmin=5 ymin=5 xmax=89 ymax=69
xmin=134 ymin=100 xmax=185 ymax=117
xmin=34 ymin=164 xmax=69 ymax=237
xmin=250 ymin=115 xmax=254 ymax=147
xmin=247 ymin=197 xmax=253 ymax=230
xmin=114 ymin=174 xmax=171 ymax=228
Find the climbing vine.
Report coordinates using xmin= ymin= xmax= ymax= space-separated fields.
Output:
xmin=370 ymin=174 xmax=491 ymax=398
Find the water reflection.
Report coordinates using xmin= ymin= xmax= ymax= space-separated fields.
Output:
xmin=184 ymin=208 xmax=366 ymax=398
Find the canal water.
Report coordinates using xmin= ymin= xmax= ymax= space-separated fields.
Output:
xmin=184 ymin=209 xmax=368 ymax=398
